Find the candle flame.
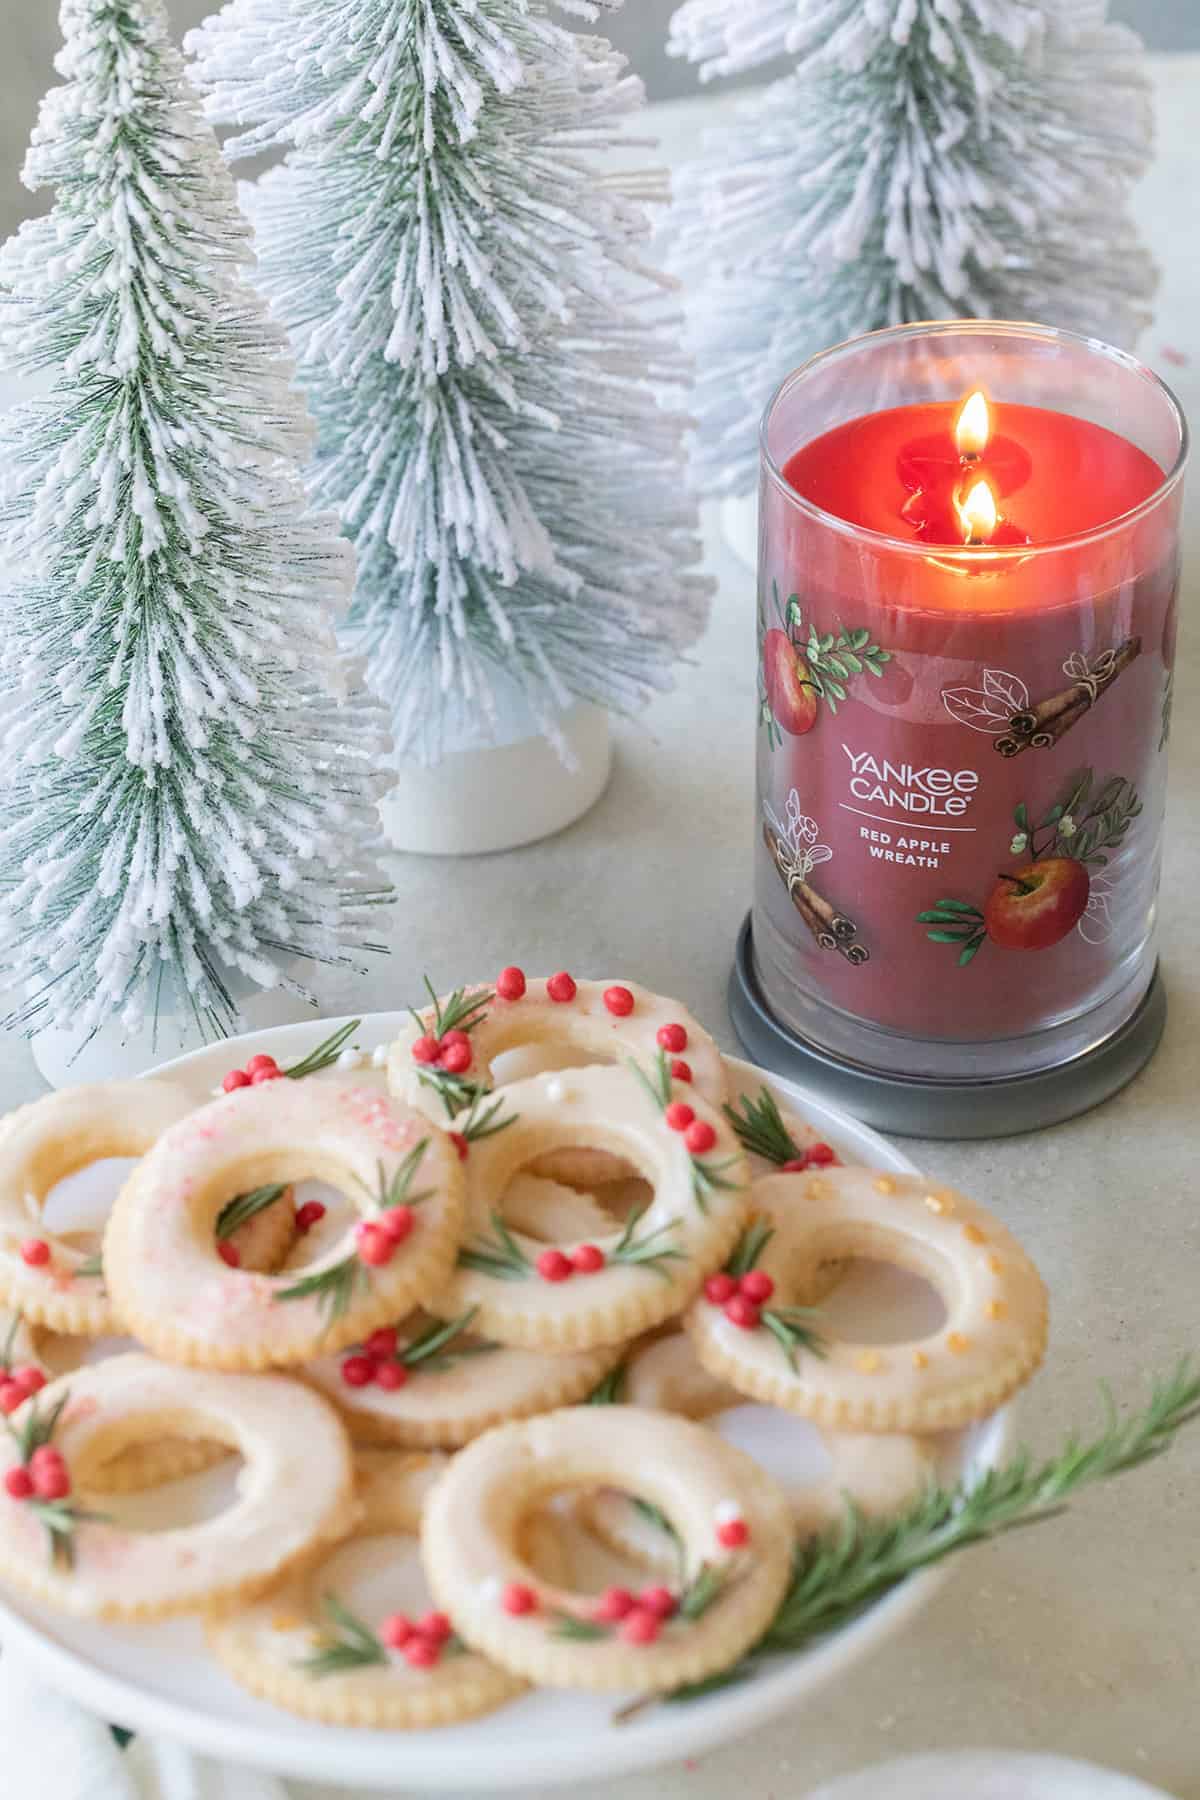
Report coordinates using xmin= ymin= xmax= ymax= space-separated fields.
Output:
xmin=955 ymin=389 xmax=991 ymax=459
xmin=960 ymin=477 xmax=998 ymax=544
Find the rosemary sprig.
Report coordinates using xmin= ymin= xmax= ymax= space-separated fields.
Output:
xmin=298 ymin=1595 xmax=387 ymax=1676
xmin=0 ymin=1310 xmax=22 ymax=1369
xmin=610 ymin=1206 xmax=685 ymax=1281
xmin=370 ymin=1143 xmax=432 ymax=1213
xmin=284 ymin=1019 xmax=363 ymax=1081
xmin=587 ymin=1363 xmax=627 ymax=1405
xmin=677 ymin=1563 xmax=724 ymax=1622
xmin=551 ymin=1613 xmax=611 ymax=1642
xmin=396 ymin=1308 xmax=496 ymax=1374
xmin=761 ymin=1307 xmax=828 ymax=1372
xmin=626 ymin=1048 xmax=674 ymax=1112
xmin=276 ymin=1257 xmax=363 ymax=1321
xmin=725 ymin=1219 xmax=775 ymax=1278
xmin=9 ymin=1391 xmax=69 ymax=1463
xmin=456 ymin=1093 xmax=516 ymax=1144
xmin=668 ymin=1362 xmax=1200 ymax=1703
xmin=4 ymin=1393 xmax=108 ymax=1568
xmin=74 ymin=1254 xmax=104 ymax=1281
xmin=409 ymin=977 xmax=493 ymax=1042
xmin=691 ymin=1156 xmax=744 ymax=1217
xmin=632 ymin=1496 xmax=681 ymax=1544
xmin=457 ymin=1210 xmax=531 ymax=1280
xmin=724 ymin=1088 xmax=802 ymax=1166
xmin=215 ymin=1183 xmax=290 ymax=1241
xmin=416 ymin=1064 xmax=490 ymax=1121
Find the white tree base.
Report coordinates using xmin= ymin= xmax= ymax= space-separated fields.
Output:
xmin=720 ymin=491 xmax=759 ymax=572
xmin=382 ymin=703 xmax=612 ymax=857
xmin=31 ymin=971 xmax=319 ymax=1089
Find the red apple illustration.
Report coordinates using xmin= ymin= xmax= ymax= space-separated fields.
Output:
xmin=762 ymin=629 xmax=818 ymax=736
xmin=984 ymin=858 xmax=1091 ymax=951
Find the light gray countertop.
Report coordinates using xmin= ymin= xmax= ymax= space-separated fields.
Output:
xmin=1 ymin=56 xmax=1198 ymax=1800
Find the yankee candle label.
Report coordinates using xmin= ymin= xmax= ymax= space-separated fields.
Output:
xmin=841 ymin=745 xmax=982 ymax=873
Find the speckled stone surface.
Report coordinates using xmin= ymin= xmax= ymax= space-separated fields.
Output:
xmin=1 ymin=59 xmax=1197 ymax=1800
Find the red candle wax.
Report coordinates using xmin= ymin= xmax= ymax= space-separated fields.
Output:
xmin=756 ymin=398 xmax=1180 ymax=1049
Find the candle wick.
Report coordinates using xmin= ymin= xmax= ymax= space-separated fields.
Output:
xmin=960 ymin=451 xmax=981 ymax=465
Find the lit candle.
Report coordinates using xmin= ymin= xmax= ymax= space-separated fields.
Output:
xmin=749 ymin=322 xmax=1187 ymax=1126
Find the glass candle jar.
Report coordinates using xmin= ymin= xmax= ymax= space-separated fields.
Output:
xmin=739 ymin=322 xmax=1188 ymax=1136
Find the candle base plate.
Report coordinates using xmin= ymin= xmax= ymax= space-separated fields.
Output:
xmin=730 ymin=915 xmax=1166 ymax=1140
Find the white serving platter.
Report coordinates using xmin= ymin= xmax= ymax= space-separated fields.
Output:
xmin=0 ymin=1015 xmax=1014 ymax=1792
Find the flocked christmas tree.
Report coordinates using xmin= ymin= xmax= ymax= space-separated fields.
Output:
xmin=188 ymin=0 xmax=709 ymax=765
xmin=0 ymin=0 xmax=393 ymax=1044
xmin=669 ymin=0 xmax=1158 ymax=497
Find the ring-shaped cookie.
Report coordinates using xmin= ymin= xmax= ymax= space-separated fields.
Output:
xmin=208 ymin=1451 xmax=530 ymax=1729
xmin=390 ymin=978 xmax=727 ymax=1186
xmin=686 ymin=1169 xmax=1048 ymax=1431
xmin=0 ymin=1353 xmax=354 ymax=1619
xmin=583 ymin=1421 xmax=936 ymax=1572
xmin=104 ymin=1081 xmax=464 ymax=1369
xmin=427 ymin=1066 xmax=749 ymax=1352
xmin=307 ymin=1179 xmax=623 ymax=1446
xmin=0 ymin=1081 xmax=195 ymax=1333
xmin=421 ymin=1406 xmax=793 ymax=1693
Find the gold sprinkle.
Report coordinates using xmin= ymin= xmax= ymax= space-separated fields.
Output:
xmin=963 ymin=1222 xmax=987 ymax=1245
xmin=925 ymin=1190 xmax=956 ymax=1216
xmin=856 ymin=1351 xmax=883 ymax=1374
xmin=986 ymin=1299 xmax=1007 ymax=1321
xmin=946 ymin=1332 xmax=971 ymax=1355
xmin=987 ymin=1254 xmax=1004 ymax=1275
xmin=873 ymin=1175 xmax=898 ymax=1196
xmin=806 ymin=1178 xmax=830 ymax=1200
xmin=270 ymin=1612 xmax=304 ymax=1633
xmin=912 ymin=1350 xmax=929 ymax=1371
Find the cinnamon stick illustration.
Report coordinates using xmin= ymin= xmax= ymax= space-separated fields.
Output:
xmin=994 ymin=638 xmax=1140 ymax=758
xmin=763 ymin=825 xmax=870 ymax=964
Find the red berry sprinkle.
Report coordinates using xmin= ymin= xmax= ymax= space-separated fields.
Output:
xmin=440 ymin=1028 xmax=470 ymax=1053
xmin=536 ymin=1248 xmax=573 ymax=1284
xmin=403 ymin=1637 xmax=440 ymax=1669
xmin=807 ymin=1142 xmax=837 ymax=1166
xmin=375 ymin=1360 xmax=408 ymax=1391
xmin=20 ymin=1240 xmax=50 ymax=1269
xmin=341 ymin=1355 xmax=375 ymax=1389
xmin=4 ymin=1468 xmax=34 ymax=1501
xmin=670 ymin=1059 xmax=693 ymax=1084
xmin=724 ymin=1294 xmax=761 ymax=1331
xmin=621 ymin=1608 xmax=661 ymax=1646
xmin=380 ymin=1613 xmax=413 ymax=1650
xmin=496 ymin=966 xmax=527 ymax=1002
xmin=411 ymin=1034 xmax=442 ymax=1065
xmin=781 ymin=1157 xmax=810 ymax=1173
xmin=502 ymin=1583 xmax=538 ymax=1617
xmin=717 ymin=1518 xmax=750 ymax=1550
xmin=29 ymin=1446 xmax=62 ymax=1473
xmin=32 ymin=1461 xmax=70 ymax=1502
xmin=356 ymin=1223 xmax=395 ymax=1267
xmin=439 ymin=1039 xmax=473 ymax=1075
xmin=419 ymin=1610 xmax=453 ymax=1643
xmin=593 ymin=1586 xmax=635 ymax=1622
xmin=245 ymin=1054 xmax=278 ymax=1077
xmin=12 ymin=1367 xmax=44 ymax=1397
xmin=222 ymin=1070 xmax=251 ymax=1093
xmin=449 ymin=1132 xmax=469 ymax=1161
xmin=379 ymin=1205 xmax=415 ymax=1244
xmin=704 ymin=1272 xmax=737 ymax=1306
xmin=0 ymin=1383 xmax=26 ymax=1417
xmin=366 ymin=1327 xmax=398 ymax=1359
xmin=547 ymin=971 xmax=577 ymax=1004
xmin=218 ymin=1241 xmax=241 ymax=1269
xmin=684 ymin=1119 xmax=717 ymax=1156
xmin=252 ymin=1066 xmax=283 ymax=1085
xmin=664 ymin=1101 xmax=695 ymax=1133
xmin=603 ymin=986 xmax=635 ymax=1017
xmin=571 ymin=1244 xmax=606 ymax=1274
xmin=295 ymin=1201 xmax=326 ymax=1234
xmin=739 ymin=1270 xmax=775 ymax=1305
xmin=657 ymin=1023 xmax=689 ymax=1054
xmin=638 ymin=1585 xmax=677 ymax=1619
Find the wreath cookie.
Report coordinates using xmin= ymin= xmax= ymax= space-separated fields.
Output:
xmin=104 ymin=1081 xmax=464 ymax=1370
xmin=427 ymin=1063 xmax=750 ymax=1352
xmin=686 ymin=1170 xmax=1048 ymax=1431
xmin=0 ymin=1081 xmax=195 ymax=1334
xmin=389 ymin=972 xmax=727 ymax=1186
xmin=208 ymin=1450 xmax=532 ymax=1729
xmin=421 ymin=1406 xmax=793 ymax=1693
xmin=0 ymin=1353 xmax=354 ymax=1619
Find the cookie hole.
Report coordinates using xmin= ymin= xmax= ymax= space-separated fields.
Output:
xmin=491 ymin=1045 xmax=619 ymax=1084
xmin=524 ymin=1490 xmax=664 ymax=1595
xmin=811 ymin=1259 xmax=948 ymax=1343
xmin=39 ymin=1156 xmax=139 ymax=1253
xmin=84 ymin=1452 xmax=244 ymax=1533
xmin=35 ymin=1329 xmax=135 ymax=1376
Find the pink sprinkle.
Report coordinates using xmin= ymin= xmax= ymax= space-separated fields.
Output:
xmin=1162 ymin=345 xmax=1189 ymax=367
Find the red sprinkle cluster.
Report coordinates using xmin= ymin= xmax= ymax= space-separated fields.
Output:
xmin=410 ymin=1025 xmax=474 ymax=1077
xmin=223 ymin=1053 xmax=285 ymax=1093
xmin=0 ymin=1362 xmax=46 ymax=1417
xmin=535 ymin=1243 xmax=606 ymax=1283
xmin=781 ymin=1142 xmax=837 ymax=1172
xmin=355 ymin=1208 xmax=414 ymax=1269
xmin=5 ymin=1442 xmax=70 ymax=1504
xmin=704 ymin=1267 xmax=776 ymax=1332
xmin=664 ymin=1102 xmax=717 ymax=1156
xmin=340 ymin=1327 xmax=410 ymax=1391
xmin=380 ymin=1607 xmax=453 ymax=1667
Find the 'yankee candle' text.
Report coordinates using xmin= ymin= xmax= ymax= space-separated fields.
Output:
xmin=842 ymin=747 xmax=980 ymax=817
